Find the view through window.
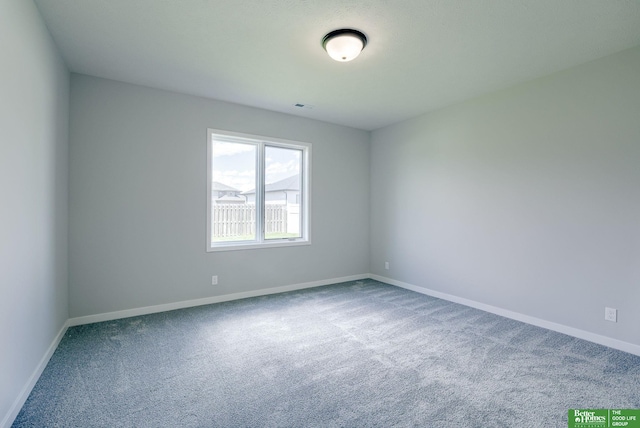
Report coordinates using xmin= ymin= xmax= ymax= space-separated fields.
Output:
xmin=207 ymin=129 xmax=310 ymax=251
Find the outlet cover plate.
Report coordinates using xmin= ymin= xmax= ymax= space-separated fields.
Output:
xmin=605 ymin=307 xmax=617 ymax=322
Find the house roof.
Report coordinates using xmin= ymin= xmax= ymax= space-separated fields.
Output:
xmin=211 ymin=182 xmax=240 ymax=192
xmin=242 ymin=174 xmax=300 ymax=195
xmin=33 ymin=1 xmax=640 ymax=131
xmin=215 ymin=195 xmax=245 ymax=203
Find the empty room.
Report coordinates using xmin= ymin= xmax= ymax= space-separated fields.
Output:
xmin=2 ymin=0 xmax=640 ymax=426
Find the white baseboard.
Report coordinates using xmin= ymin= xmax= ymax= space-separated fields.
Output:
xmin=371 ymin=274 xmax=640 ymax=357
xmin=1 ymin=320 xmax=70 ymax=428
xmin=68 ymin=274 xmax=369 ymax=327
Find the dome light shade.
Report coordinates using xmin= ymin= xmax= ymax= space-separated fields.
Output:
xmin=322 ymin=29 xmax=367 ymax=62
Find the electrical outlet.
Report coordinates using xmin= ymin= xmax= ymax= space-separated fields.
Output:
xmin=605 ymin=307 xmax=617 ymax=322
xmin=384 ymin=261 xmax=390 ymax=270
xmin=211 ymin=275 xmax=218 ymax=286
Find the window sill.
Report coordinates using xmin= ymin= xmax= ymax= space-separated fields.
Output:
xmin=207 ymin=239 xmax=311 ymax=252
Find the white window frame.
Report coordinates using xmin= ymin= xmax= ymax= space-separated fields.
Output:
xmin=207 ymin=128 xmax=311 ymax=252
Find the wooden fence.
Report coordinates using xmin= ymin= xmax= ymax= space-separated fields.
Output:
xmin=212 ymin=204 xmax=287 ymax=238
xmin=265 ymin=204 xmax=287 ymax=234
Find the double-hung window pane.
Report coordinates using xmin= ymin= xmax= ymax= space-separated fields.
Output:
xmin=210 ymin=139 xmax=256 ymax=242
xmin=265 ymin=146 xmax=302 ymax=240
xmin=207 ymin=129 xmax=310 ymax=251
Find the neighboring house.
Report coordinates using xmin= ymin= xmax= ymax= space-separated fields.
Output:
xmin=242 ymin=174 xmax=300 ymax=205
xmin=212 ymin=182 xmax=245 ymax=204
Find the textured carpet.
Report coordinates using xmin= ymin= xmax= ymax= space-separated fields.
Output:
xmin=13 ymin=280 xmax=640 ymax=427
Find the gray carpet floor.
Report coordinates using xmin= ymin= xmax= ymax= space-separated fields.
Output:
xmin=12 ymin=279 xmax=640 ymax=427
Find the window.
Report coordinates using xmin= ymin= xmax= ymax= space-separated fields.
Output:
xmin=207 ymin=129 xmax=311 ymax=251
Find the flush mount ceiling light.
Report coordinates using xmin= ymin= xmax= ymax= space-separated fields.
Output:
xmin=322 ymin=29 xmax=368 ymax=62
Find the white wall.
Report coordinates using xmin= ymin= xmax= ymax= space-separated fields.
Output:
xmin=371 ymin=46 xmax=640 ymax=347
xmin=69 ymin=75 xmax=370 ymax=317
xmin=0 ymin=0 xmax=69 ymax=424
